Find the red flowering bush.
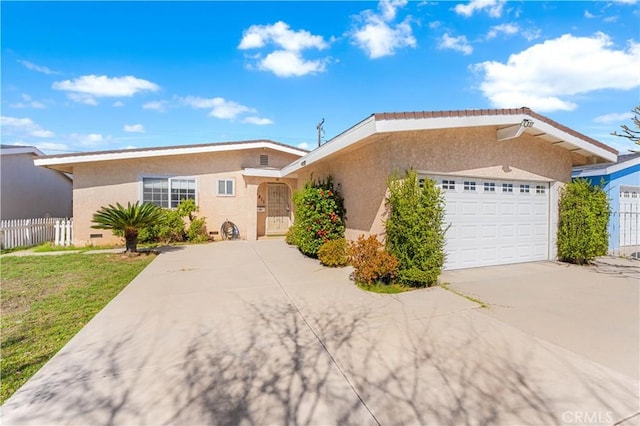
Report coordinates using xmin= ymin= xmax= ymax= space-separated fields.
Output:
xmin=290 ymin=176 xmax=346 ymax=257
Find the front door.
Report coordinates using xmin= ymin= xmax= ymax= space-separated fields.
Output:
xmin=266 ymin=183 xmax=291 ymax=235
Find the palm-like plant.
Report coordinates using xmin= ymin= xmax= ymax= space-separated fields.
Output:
xmin=92 ymin=202 xmax=164 ymax=252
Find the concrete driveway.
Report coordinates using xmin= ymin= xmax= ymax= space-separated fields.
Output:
xmin=2 ymin=240 xmax=639 ymax=425
xmin=442 ymin=258 xmax=640 ymax=381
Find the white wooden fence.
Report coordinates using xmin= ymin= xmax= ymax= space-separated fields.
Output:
xmin=0 ymin=218 xmax=73 ymax=250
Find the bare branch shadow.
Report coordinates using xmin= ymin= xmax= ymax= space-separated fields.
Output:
xmin=2 ymin=298 xmax=638 ymax=425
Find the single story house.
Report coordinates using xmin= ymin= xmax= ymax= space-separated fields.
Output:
xmin=573 ymin=152 xmax=640 ymax=254
xmin=1 ymin=145 xmax=73 ymax=220
xmin=35 ymin=108 xmax=617 ymax=270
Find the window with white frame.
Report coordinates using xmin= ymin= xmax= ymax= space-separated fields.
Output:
xmin=520 ymin=184 xmax=530 ymax=194
xmin=463 ymin=181 xmax=476 ymax=191
xmin=502 ymin=183 xmax=513 ymax=193
xmin=142 ymin=177 xmax=196 ymax=208
xmin=217 ymin=179 xmax=235 ymax=196
xmin=484 ymin=182 xmax=496 ymax=192
xmin=535 ymin=185 xmax=546 ymax=194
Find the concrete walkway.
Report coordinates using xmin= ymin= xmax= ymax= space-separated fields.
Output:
xmin=2 ymin=240 xmax=639 ymax=425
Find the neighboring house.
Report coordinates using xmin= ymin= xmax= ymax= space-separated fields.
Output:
xmin=572 ymin=152 xmax=640 ymax=254
xmin=35 ymin=108 xmax=618 ymax=270
xmin=0 ymin=145 xmax=73 ymax=220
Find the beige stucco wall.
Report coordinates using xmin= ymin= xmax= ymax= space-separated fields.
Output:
xmin=294 ymin=126 xmax=573 ymax=260
xmin=72 ymin=148 xmax=300 ymax=246
xmin=1 ymin=152 xmax=73 ymax=220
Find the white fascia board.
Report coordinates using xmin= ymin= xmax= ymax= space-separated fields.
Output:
xmin=242 ymin=168 xmax=283 ymax=178
xmin=573 ymin=155 xmax=640 ymax=177
xmin=280 ymin=116 xmax=377 ymax=177
xmin=531 ymin=120 xmax=617 ymax=163
xmin=34 ymin=141 xmax=306 ymax=168
xmin=1 ymin=146 xmax=45 ymax=156
xmin=376 ymin=114 xmax=617 ymax=163
xmin=375 ymin=114 xmax=527 ymax=133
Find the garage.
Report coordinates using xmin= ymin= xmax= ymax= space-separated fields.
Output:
xmin=431 ymin=175 xmax=550 ymax=270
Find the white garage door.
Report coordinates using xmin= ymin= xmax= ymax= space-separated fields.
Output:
xmin=429 ymin=175 xmax=550 ymax=270
xmin=619 ymin=186 xmax=640 ymax=247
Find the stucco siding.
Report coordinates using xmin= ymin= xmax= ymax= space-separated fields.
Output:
xmin=72 ymin=149 xmax=300 ymax=246
xmin=1 ymin=152 xmax=72 ymax=220
xmin=296 ymin=127 xmax=573 ymax=248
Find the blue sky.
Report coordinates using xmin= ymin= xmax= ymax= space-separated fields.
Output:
xmin=2 ymin=0 xmax=639 ymax=155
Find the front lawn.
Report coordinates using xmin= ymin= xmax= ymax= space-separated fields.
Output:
xmin=0 ymin=252 xmax=156 ymax=403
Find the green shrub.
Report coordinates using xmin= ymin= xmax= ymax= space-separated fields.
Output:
xmin=285 ymin=227 xmax=298 ymax=245
xmin=348 ymin=235 xmax=399 ymax=286
xmin=111 ymin=199 xmax=206 ymax=244
xmin=290 ymin=176 xmax=346 ymax=257
xmin=187 ymin=217 xmax=208 ymax=243
xmin=318 ymin=238 xmax=349 ymax=267
xmin=557 ymin=178 xmax=610 ymax=264
xmin=385 ymin=170 xmax=448 ymax=287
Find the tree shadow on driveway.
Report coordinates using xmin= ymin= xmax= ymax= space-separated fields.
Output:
xmin=2 ymin=299 xmax=638 ymax=425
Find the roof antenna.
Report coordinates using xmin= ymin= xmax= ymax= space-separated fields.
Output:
xmin=316 ymin=118 xmax=325 ymax=147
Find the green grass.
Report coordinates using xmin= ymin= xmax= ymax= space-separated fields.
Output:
xmin=0 ymin=252 xmax=156 ymax=403
xmin=439 ymin=283 xmax=488 ymax=308
xmin=356 ymin=281 xmax=416 ymax=294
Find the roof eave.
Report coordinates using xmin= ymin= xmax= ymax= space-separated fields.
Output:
xmin=34 ymin=141 xmax=307 ymax=171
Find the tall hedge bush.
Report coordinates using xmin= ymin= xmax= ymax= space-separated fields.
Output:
xmin=557 ymin=178 xmax=609 ymax=264
xmin=290 ymin=176 xmax=346 ymax=257
xmin=385 ymin=170 xmax=448 ymax=287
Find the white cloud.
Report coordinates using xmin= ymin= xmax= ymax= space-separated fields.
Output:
xmin=10 ymin=93 xmax=46 ymax=109
xmin=258 ymin=50 xmax=328 ymax=77
xmin=242 ymin=116 xmax=274 ymax=125
xmin=0 ymin=116 xmax=55 ymax=138
xmin=70 ymin=133 xmax=105 ymax=146
xmin=351 ymin=0 xmax=416 ymax=59
xmin=472 ymin=32 xmax=640 ymax=112
xmin=584 ymin=10 xmax=597 ymax=19
xmin=297 ymin=142 xmax=311 ymax=150
xmin=603 ymin=15 xmax=619 ymax=23
xmin=113 ymin=101 xmax=125 ymax=107
xmin=439 ymin=33 xmax=473 ymax=55
xmin=182 ymin=96 xmax=255 ymax=120
xmin=594 ymin=111 xmax=635 ymax=124
xmin=379 ymin=0 xmax=408 ymax=21
xmin=486 ymin=23 xmax=519 ymax=39
xmin=239 ymin=21 xmax=331 ymax=77
xmin=53 ymin=75 xmax=159 ymax=105
xmin=17 ymin=60 xmax=59 ymax=75
xmin=454 ymin=0 xmax=506 ymax=17
xmin=123 ymin=124 xmax=145 ymax=133
xmin=143 ymin=100 xmax=168 ymax=112
xmin=67 ymin=92 xmax=99 ymax=106
xmin=239 ymin=21 xmax=328 ymax=52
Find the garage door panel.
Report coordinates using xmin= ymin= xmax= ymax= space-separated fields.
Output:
xmin=432 ymin=175 xmax=550 ymax=270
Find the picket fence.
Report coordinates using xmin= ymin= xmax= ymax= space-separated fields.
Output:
xmin=0 ymin=218 xmax=73 ymax=250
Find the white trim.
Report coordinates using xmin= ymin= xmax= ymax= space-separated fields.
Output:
xmin=280 ymin=116 xmax=377 ymax=177
xmin=242 ymin=168 xmax=282 ymax=178
xmin=572 ymin=156 xmax=640 ymax=178
xmin=216 ymin=178 xmax=235 ymax=197
xmin=0 ymin=146 xmax=45 ymax=156
xmin=34 ymin=141 xmax=306 ymax=168
xmin=281 ymin=113 xmax=617 ymax=177
xmin=139 ymin=175 xmax=198 ymax=208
